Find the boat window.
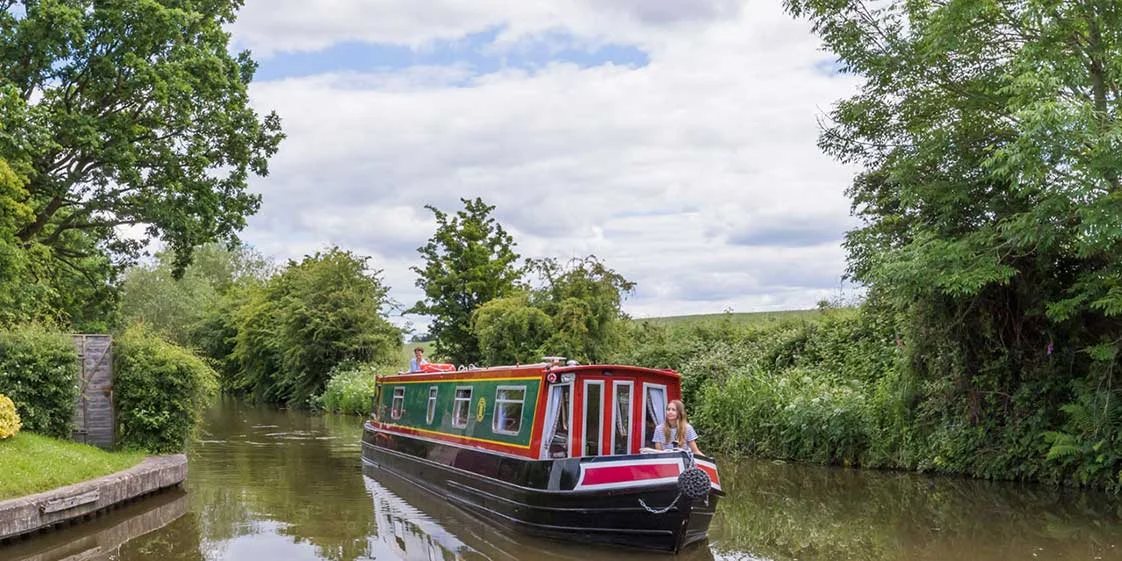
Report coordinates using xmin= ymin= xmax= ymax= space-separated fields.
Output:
xmin=493 ymin=386 xmax=526 ymax=435
xmin=391 ymin=386 xmax=405 ymax=420
xmin=584 ymin=381 xmax=603 ymax=456
xmin=612 ymin=381 xmax=633 ymax=454
xmin=642 ymin=384 xmax=667 ymax=448
xmin=426 ymin=386 xmax=438 ymax=424
xmin=541 ymin=384 xmax=571 ymax=459
xmin=452 ymin=387 xmax=472 ymax=428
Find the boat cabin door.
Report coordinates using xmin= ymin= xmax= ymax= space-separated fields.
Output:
xmin=541 ymin=383 xmax=572 ymax=459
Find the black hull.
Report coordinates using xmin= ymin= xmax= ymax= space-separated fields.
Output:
xmin=361 ymin=423 xmax=719 ymax=553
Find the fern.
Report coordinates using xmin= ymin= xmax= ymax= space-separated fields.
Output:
xmin=1043 ymin=431 xmax=1081 ymax=462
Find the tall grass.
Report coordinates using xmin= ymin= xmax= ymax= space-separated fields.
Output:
xmin=317 ymin=363 xmax=379 ymax=415
xmin=613 ymin=310 xmax=896 ymax=469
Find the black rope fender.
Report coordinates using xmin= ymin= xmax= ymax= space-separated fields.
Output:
xmin=638 ymin=450 xmax=711 ymax=514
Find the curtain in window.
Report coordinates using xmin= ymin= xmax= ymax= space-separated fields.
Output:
xmin=615 ymin=390 xmax=628 ymax=438
xmin=646 ymin=386 xmax=666 ymax=440
xmin=540 ymin=384 xmax=567 ymax=459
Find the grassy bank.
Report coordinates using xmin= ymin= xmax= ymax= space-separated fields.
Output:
xmin=0 ymin=433 xmax=147 ymax=500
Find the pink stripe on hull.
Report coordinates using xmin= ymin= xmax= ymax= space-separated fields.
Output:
xmin=581 ymin=463 xmax=680 ymax=486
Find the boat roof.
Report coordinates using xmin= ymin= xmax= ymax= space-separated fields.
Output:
xmin=551 ymin=363 xmax=680 ymax=380
xmin=378 ymin=363 xmax=680 ymax=383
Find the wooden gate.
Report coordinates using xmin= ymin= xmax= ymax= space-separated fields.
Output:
xmin=71 ymin=334 xmax=115 ymax=448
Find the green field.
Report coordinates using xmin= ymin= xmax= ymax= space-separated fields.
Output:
xmin=0 ymin=433 xmax=147 ymax=500
xmin=632 ymin=308 xmax=854 ymax=326
xmin=403 ymin=308 xmax=852 ymax=366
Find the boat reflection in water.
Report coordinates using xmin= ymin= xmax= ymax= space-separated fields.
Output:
xmin=364 ymin=465 xmax=486 ymax=561
xmin=362 ymin=463 xmax=719 ymax=561
xmin=0 ymin=488 xmax=188 ymax=561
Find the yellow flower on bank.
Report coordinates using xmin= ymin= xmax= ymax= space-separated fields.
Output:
xmin=0 ymin=394 xmax=22 ymax=439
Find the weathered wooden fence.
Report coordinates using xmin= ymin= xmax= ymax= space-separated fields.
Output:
xmin=71 ymin=335 xmax=114 ymax=448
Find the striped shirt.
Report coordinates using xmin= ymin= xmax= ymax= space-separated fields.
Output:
xmin=652 ymin=423 xmax=698 ymax=449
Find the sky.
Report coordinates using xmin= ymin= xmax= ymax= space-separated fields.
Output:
xmin=226 ymin=0 xmax=864 ymax=332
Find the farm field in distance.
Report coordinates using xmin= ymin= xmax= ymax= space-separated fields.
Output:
xmin=407 ymin=308 xmax=857 ymax=359
xmin=632 ymin=307 xmax=854 ymax=326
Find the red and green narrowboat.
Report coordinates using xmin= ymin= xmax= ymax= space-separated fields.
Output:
xmin=360 ymin=361 xmax=723 ymax=553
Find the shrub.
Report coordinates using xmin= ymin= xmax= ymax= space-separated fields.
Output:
xmin=114 ymin=324 xmax=217 ymax=453
xmin=693 ymin=366 xmax=873 ymax=466
xmin=0 ymin=393 xmax=21 ymax=439
xmin=224 ymin=248 xmax=400 ymax=407
xmin=0 ymin=327 xmax=79 ymax=438
xmin=472 ymin=294 xmax=553 ymax=365
xmin=640 ymin=311 xmax=893 ymax=468
xmin=272 ymin=248 xmax=401 ymax=407
xmin=317 ymin=363 xmax=379 ymax=415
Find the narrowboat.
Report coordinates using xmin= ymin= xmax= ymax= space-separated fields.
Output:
xmin=360 ymin=361 xmax=723 ymax=554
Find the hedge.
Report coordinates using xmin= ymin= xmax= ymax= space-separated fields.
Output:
xmin=114 ymin=324 xmax=217 ymax=453
xmin=0 ymin=328 xmax=79 ymax=438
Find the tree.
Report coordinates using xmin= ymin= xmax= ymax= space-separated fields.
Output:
xmin=0 ymin=0 xmax=283 ymax=285
xmin=229 ymin=281 xmax=285 ymax=402
xmin=472 ymin=293 xmax=553 ymax=365
xmin=470 ymin=256 xmax=636 ymax=365
xmin=0 ymin=155 xmax=120 ymax=330
xmin=529 ymin=256 xmax=635 ymax=363
xmin=785 ymin=0 xmax=1122 ymax=481
xmin=271 ymin=247 xmax=401 ymax=406
xmin=410 ymin=198 xmax=522 ymax=365
xmin=0 ymin=157 xmax=32 ymax=325
xmin=119 ymin=242 xmax=273 ymax=345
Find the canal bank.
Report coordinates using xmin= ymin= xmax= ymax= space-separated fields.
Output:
xmin=0 ymin=455 xmax=187 ymax=542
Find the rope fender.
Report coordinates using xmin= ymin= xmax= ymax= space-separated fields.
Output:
xmin=638 ymin=451 xmax=712 ymax=514
xmin=678 ymin=465 xmax=712 ymax=500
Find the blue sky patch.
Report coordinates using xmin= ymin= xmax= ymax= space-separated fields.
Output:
xmin=254 ymin=26 xmax=650 ymax=82
xmin=813 ymin=58 xmax=845 ymax=77
xmin=727 ymin=221 xmax=844 ymax=248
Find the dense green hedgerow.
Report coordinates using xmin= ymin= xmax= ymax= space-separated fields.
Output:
xmin=114 ymin=324 xmax=217 ymax=453
xmin=613 ymin=307 xmax=1122 ymax=491
xmin=0 ymin=327 xmax=79 ymax=438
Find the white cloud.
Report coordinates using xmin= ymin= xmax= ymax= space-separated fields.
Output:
xmin=236 ymin=0 xmax=863 ymax=330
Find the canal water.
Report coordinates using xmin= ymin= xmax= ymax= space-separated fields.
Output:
xmin=4 ymin=399 xmax=1122 ymax=561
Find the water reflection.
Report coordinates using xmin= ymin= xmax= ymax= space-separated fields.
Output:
xmin=0 ymin=488 xmax=188 ymax=561
xmin=165 ymin=399 xmax=377 ymax=561
xmin=363 ymin=472 xmax=484 ymax=561
xmin=4 ymin=399 xmax=1122 ymax=561
xmin=710 ymin=459 xmax=1122 ymax=561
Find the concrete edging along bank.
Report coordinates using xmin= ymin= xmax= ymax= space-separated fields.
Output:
xmin=0 ymin=454 xmax=187 ymax=541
